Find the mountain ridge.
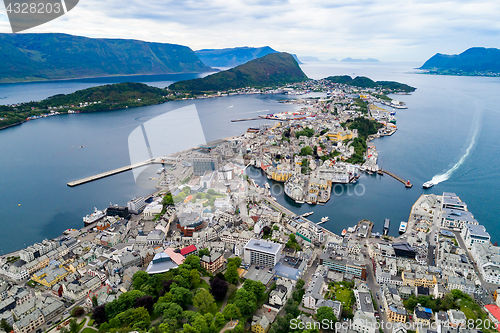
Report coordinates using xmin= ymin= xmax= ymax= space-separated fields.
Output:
xmin=0 ymin=33 xmax=212 ymax=83
xmin=419 ymin=47 xmax=500 ymax=75
xmin=168 ymin=52 xmax=308 ymax=92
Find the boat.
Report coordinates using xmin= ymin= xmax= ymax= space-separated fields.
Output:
xmin=423 ymin=181 xmax=435 ymax=189
xmin=399 ymin=221 xmax=407 ymax=233
xmin=302 ymin=212 xmax=314 ymax=217
xmin=157 ymin=167 xmax=165 ymax=174
xmin=377 ymin=170 xmax=383 ymax=175
xmin=83 ymin=207 xmax=106 ymax=226
xmin=321 ymin=216 xmax=329 ymax=223
xmin=341 ymin=229 xmax=347 ymax=236
xmin=295 ymin=201 xmax=305 ymax=204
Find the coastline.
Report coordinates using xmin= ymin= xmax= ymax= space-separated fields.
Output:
xmin=0 ymin=70 xmax=217 ymax=85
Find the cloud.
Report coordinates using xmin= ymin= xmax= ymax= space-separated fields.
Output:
xmin=1 ymin=0 xmax=499 ymax=61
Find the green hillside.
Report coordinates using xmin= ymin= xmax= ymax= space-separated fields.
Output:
xmin=0 ymin=33 xmax=212 ymax=83
xmin=326 ymin=75 xmax=416 ymax=92
xmin=168 ymin=52 xmax=308 ymax=92
xmin=419 ymin=47 xmax=500 ymax=75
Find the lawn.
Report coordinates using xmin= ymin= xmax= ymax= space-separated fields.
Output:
xmin=81 ymin=328 xmax=97 ymax=333
xmin=195 ymin=279 xmax=210 ymax=290
xmin=336 ymin=288 xmax=353 ymax=306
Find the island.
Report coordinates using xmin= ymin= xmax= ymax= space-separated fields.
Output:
xmin=341 ymin=57 xmax=380 ymax=62
xmin=325 ymin=75 xmax=416 ymax=93
xmin=419 ymin=47 xmax=500 ymax=76
xmin=0 ymin=33 xmax=212 ymax=83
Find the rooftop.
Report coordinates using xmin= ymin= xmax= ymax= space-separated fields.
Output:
xmin=244 ymin=239 xmax=282 ymax=255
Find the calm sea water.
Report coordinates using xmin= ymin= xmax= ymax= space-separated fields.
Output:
xmin=1 ymin=63 xmax=500 ymax=253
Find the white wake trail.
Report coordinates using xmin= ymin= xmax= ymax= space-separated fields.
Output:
xmin=427 ymin=103 xmax=482 ymax=186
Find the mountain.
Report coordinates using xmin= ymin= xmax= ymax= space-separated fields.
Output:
xmin=195 ymin=46 xmax=303 ymax=67
xmin=299 ymin=56 xmax=322 ymax=62
xmin=419 ymin=47 xmax=500 ymax=74
xmin=195 ymin=46 xmax=278 ymax=67
xmin=0 ymin=33 xmax=212 ymax=83
xmin=169 ymin=52 xmax=308 ymax=92
xmin=341 ymin=57 xmax=380 ymax=62
xmin=326 ymin=75 xmax=415 ymax=92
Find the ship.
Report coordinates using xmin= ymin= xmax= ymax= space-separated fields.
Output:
xmin=83 ymin=207 xmax=106 ymax=226
xmin=399 ymin=221 xmax=407 ymax=234
xmin=341 ymin=229 xmax=347 ymax=237
xmin=423 ymin=181 xmax=435 ymax=189
xmin=302 ymin=212 xmax=314 ymax=217
xmin=319 ymin=216 xmax=329 ymax=224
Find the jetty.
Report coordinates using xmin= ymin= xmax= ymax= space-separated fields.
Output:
xmin=379 ymin=169 xmax=413 ymax=188
xmin=67 ymin=157 xmax=165 ymax=187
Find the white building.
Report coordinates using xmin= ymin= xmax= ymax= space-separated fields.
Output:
xmin=243 ymin=239 xmax=282 ymax=267
xmin=143 ymin=199 xmax=163 ymax=220
xmin=461 ymin=223 xmax=490 ymax=248
xmin=471 ymin=242 xmax=500 ymax=285
xmin=127 ymin=196 xmax=146 ymax=212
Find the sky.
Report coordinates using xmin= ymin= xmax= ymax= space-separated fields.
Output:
xmin=1 ymin=0 xmax=500 ymax=62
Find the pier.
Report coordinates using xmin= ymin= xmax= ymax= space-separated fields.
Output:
xmin=379 ymin=169 xmax=413 ymax=188
xmin=67 ymin=157 xmax=165 ymax=187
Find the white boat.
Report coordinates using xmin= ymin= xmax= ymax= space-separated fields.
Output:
xmin=423 ymin=181 xmax=435 ymax=189
xmin=83 ymin=207 xmax=105 ymax=225
xmin=302 ymin=212 xmax=314 ymax=217
xmin=321 ymin=216 xmax=329 ymax=223
xmin=399 ymin=221 xmax=407 ymax=233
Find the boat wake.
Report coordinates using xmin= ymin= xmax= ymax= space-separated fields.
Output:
xmin=227 ymin=105 xmax=234 ymax=108
xmin=426 ymin=104 xmax=482 ymax=186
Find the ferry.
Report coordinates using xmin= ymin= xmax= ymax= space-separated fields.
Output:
xmin=399 ymin=221 xmax=407 ymax=234
xmin=423 ymin=181 xmax=435 ymax=189
xmin=83 ymin=207 xmax=106 ymax=226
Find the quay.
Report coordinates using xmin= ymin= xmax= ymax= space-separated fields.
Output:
xmin=379 ymin=169 xmax=413 ymax=188
xmin=67 ymin=157 xmax=165 ymax=187
xmin=231 ymin=117 xmax=261 ymax=122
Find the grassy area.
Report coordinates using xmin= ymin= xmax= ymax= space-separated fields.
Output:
xmin=87 ymin=319 xmax=94 ymax=326
xmin=195 ymin=279 xmax=210 ymax=290
xmin=77 ymin=318 xmax=87 ymax=331
xmin=81 ymin=328 xmax=97 ymax=333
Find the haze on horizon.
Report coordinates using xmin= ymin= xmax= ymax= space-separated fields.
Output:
xmin=0 ymin=0 xmax=499 ymax=62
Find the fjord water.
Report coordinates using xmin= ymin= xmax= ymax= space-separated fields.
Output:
xmin=1 ymin=62 xmax=500 ymax=254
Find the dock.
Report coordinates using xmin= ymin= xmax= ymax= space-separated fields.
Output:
xmin=379 ymin=169 xmax=413 ymax=188
xmin=231 ymin=117 xmax=261 ymax=122
xmin=67 ymin=157 xmax=165 ymax=187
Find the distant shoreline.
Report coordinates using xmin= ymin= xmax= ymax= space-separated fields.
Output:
xmin=417 ymin=70 xmax=500 ymax=77
xmin=0 ymin=70 xmax=216 ymax=85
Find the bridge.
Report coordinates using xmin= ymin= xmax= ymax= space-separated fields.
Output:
xmin=67 ymin=157 xmax=166 ymax=187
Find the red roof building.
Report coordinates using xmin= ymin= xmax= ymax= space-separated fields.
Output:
xmin=485 ymin=304 xmax=500 ymax=331
xmin=180 ymin=245 xmax=197 ymax=256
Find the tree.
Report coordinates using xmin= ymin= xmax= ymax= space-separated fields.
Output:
xmin=69 ymin=319 xmax=79 ymax=333
xmin=92 ymin=304 xmax=107 ymax=325
xmin=0 ymin=319 xmax=12 ymax=333
xmin=243 ymin=279 xmax=266 ymax=301
xmin=193 ymin=288 xmax=217 ymax=314
xmin=171 ymin=286 xmax=192 ymax=307
xmin=284 ymin=298 xmax=300 ymax=317
xmin=316 ymin=306 xmax=337 ymax=330
xmin=296 ymin=279 xmax=305 ymax=290
xmin=198 ymin=248 xmax=210 ymax=257
xmin=71 ymin=306 xmax=85 ymax=317
xmin=133 ymin=270 xmax=150 ymax=290
xmin=136 ymin=295 xmax=154 ymax=313
xmin=224 ymin=264 xmax=239 ymax=284
xmin=190 ymin=269 xmax=200 ymax=287
xmin=210 ymin=277 xmax=228 ymax=301
xmin=184 ymin=255 xmax=201 ymax=270
xmin=222 ymin=303 xmax=241 ymax=325
xmin=92 ymin=295 xmax=98 ymax=307
xmin=163 ymin=302 xmax=183 ymax=320
xmin=159 ymin=322 xmax=171 ymax=333
xmin=300 ymin=146 xmax=313 ymax=156
xmin=214 ymin=312 xmax=225 ymax=326
xmin=163 ymin=192 xmax=174 ymax=206
xmin=226 ymin=257 xmax=242 ymax=267
xmin=233 ymin=288 xmax=257 ymax=315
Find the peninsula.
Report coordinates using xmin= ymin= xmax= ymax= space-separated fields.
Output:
xmin=419 ymin=47 xmax=500 ymax=76
xmin=168 ymin=52 xmax=308 ymax=92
